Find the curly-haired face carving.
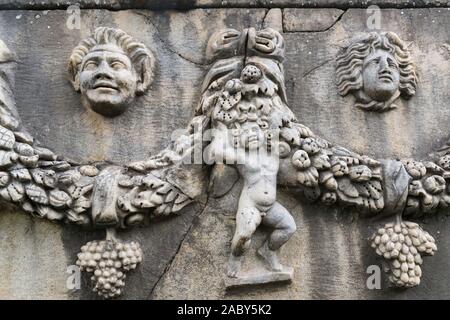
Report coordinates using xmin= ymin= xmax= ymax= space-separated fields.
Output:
xmin=68 ymin=27 xmax=155 ymax=117
xmin=336 ymin=32 xmax=418 ymax=112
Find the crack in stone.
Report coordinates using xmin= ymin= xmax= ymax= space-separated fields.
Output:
xmin=321 ymin=8 xmax=347 ymax=32
xmin=302 ymin=58 xmax=333 ymax=78
xmin=283 ymin=8 xmax=348 ymax=33
xmin=147 ymin=195 xmax=211 ymax=299
xmin=260 ymin=8 xmax=270 ymax=30
xmin=134 ymin=11 xmax=210 ymax=67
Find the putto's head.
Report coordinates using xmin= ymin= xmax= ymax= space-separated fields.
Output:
xmin=68 ymin=27 xmax=155 ymax=117
xmin=336 ymin=32 xmax=418 ymax=112
xmin=235 ymin=121 xmax=265 ymax=150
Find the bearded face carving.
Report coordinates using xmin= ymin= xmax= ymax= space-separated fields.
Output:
xmin=68 ymin=27 xmax=155 ymax=117
xmin=336 ymin=32 xmax=418 ymax=112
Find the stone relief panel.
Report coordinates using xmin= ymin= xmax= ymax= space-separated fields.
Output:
xmin=336 ymin=32 xmax=418 ymax=112
xmin=0 ymin=7 xmax=449 ymax=300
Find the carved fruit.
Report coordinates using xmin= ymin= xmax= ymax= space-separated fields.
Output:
xmin=371 ymin=221 xmax=437 ymax=288
xmin=291 ymin=150 xmax=310 ymax=169
xmin=438 ymin=155 xmax=450 ymax=170
xmin=301 ymin=138 xmax=320 ymax=155
xmin=311 ymin=152 xmax=331 ymax=170
xmin=241 ymin=65 xmax=262 ymax=83
xmin=281 ymin=127 xmax=300 ymax=146
xmin=297 ymin=167 xmax=319 ymax=187
xmin=224 ymin=79 xmax=243 ymax=94
xmin=79 ymin=165 xmax=99 ymax=177
xmin=321 ymin=192 xmax=337 ymax=204
xmin=423 ymin=175 xmax=446 ymax=194
xmin=217 ymin=91 xmax=241 ymax=111
xmin=278 ymin=141 xmax=291 ymax=158
xmin=348 ymin=165 xmax=372 ymax=182
xmin=77 ymin=239 xmax=142 ymax=299
xmin=331 ymin=159 xmax=349 ymax=177
xmin=402 ymin=159 xmax=427 ymax=179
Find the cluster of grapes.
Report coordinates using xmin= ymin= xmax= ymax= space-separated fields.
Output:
xmin=76 ymin=239 xmax=143 ymax=298
xmin=371 ymin=221 xmax=437 ymax=287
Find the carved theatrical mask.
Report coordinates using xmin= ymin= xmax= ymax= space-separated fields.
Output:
xmin=336 ymin=32 xmax=418 ymax=112
xmin=68 ymin=27 xmax=155 ymax=117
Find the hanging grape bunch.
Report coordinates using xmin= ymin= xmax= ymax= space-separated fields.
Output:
xmin=371 ymin=221 xmax=437 ymax=287
xmin=76 ymin=239 xmax=143 ymax=298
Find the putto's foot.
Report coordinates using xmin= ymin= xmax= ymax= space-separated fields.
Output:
xmin=227 ymin=254 xmax=243 ymax=278
xmin=258 ymin=241 xmax=283 ymax=272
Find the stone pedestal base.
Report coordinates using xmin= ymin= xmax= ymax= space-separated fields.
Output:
xmin=225 ymin=267 xmax=294 ymax=290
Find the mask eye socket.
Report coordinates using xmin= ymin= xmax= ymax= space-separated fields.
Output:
xmin=111 ymin=61 xmax=127 ymax=70
xmin=369 ymin=57 xmax=380 ymax=65
xmin=83 ymin=61 xmax=98 ymax=71
xmin=387 ymin=59 xmax=398 ymax=69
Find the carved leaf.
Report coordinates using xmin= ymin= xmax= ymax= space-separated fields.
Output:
xmin=0 ymin=150 xmax=17 ymax=167
xmin=13 ymin=131 xmax=34 ymax=145
xmin=7 ymin=181 xmax=25 ymax=202
xmin=293 ymin=123 xmax=314 ymax=138
xmin=132 ymin=190 xmax=163 ymax=208
xmin=58 ymin=170 xmax=81 ymax=186
xmin=21 ymin=201 xmax=34 ymax=213
xmin=311 ymin=152 xmax=331 ymax=170
xmin=10 ymin=168 xmax=32 ymax=182
xmin=34 ymin=146 xmax=57 ymax=161
xmin=142 ymin=174 xmax=164 ymax=189
xmin=14 ymin=142 xmax=34 ymax=156
xmin=25 ymin=184 xmax=48 ymax=205
xmin=49 ymin=190 xmax=72 ymax=208
xmin=35 ymin=205 xmax=64 ymax=221
xmin=73 ymin=196 xmax=91 ymax=213
xmin=19 ymin=155 xmax=39 ymax=168
xmin=0 ymin=171 xmax=10 ymax=187
xmin=338 ymin=177 xmax=359 ymax=198
xmin=65 ymin=209 xmax=88 ymax=224
xmin=164 ymin=190 xmax=177 ymax=203
xmin=297 ymin=166 xmax=319 ymax=187
xmin=117 ymin=187 xmax=140 ymax=213
xmin=0 ymin=125 xmax=15 ymax=150
xmin=281 ymin=127 xmax=300 ymax=146
xmin=365 ymin=181 xmax=382 ymax=200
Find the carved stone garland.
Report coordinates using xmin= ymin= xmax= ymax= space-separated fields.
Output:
xmin=0 ymin=27 xmax=447 ymax=298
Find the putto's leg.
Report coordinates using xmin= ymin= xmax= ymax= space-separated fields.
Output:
xmin=258 ymin=202 xmax=296 ymax=272
xmin=227 ymin=207 xmax=262 ymax=277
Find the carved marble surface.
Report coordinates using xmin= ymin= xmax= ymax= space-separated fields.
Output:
xmin=0 ymin=7 xmax=449 ymax=299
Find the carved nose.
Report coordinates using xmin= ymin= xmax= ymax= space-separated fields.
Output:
xmin=95 ymin=71 xmax=113 ymax=80
xmin=379 ymin=59 xmax=390 ymax=73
